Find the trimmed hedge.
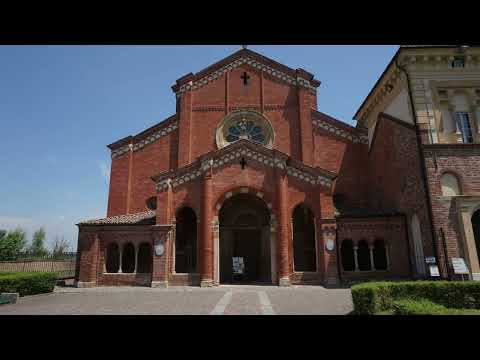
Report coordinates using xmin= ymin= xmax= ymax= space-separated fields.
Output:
xmin=0 ymin=272 xmax=56 ymax=296
xmin=351 ymin=281 xmax=480 ymax=315
xmin=391 ymin=299 xmax=480 ymax=315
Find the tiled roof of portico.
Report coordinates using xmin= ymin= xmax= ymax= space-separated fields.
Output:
xmin=77 ymin=210 xmax=156 ymax=226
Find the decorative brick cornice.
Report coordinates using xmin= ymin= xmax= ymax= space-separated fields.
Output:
xmin=111 ymin=121 xmax=178 ymax=159
xmin=77 ymin=210 xmax=156 ymax=226
xmin=152 ymin=140 xmax=336 ymax=192
xmin=312 ymin=111 xmax=368 ymax=144
xmin=174 ymin=55 xmax=318 ymax=97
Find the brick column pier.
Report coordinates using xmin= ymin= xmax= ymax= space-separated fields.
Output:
xmin=276 ymin=170 xmax=291 ymax=287
xmin=200 ymin=169 xmax=214 ymax=287
xmin=75 ymin=231 xmax=99 ymax=288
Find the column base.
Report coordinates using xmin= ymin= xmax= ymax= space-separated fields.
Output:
xmin=151 ymin=281 xmax=168 ymax=288
xmin=200 ymin=279 xmax=215 ymax=288
xmin=279 ymin=277 xmax=291 ymax=287
xmin=74 ymin=281 xmax=96 ymax=288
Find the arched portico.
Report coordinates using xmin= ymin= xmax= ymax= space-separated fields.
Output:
xmin=214 ymin=188 xmax=276 ymax=285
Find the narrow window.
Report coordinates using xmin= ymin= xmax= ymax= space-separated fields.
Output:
xmin=456 ymin=112 xmax=474 ymax=143
xmin=106 ymin=243 xmax=119 ymax=273
xmin=122 ymin=243 xmax=135 ymax=273
xmin=357 ymin=240 xmax=371 ymax=271
xmin=137 ymin=243 xmax=152 ymax=273
xmin=373 ymin=239 xmax=388 ymax=271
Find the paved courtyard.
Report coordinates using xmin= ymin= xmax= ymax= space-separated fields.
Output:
xmin=0 ymin=285 xmax=353 ymax=315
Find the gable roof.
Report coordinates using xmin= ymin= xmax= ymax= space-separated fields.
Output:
xmin=77 ymin=210 xmax=156 ymax=226
xmin=171 ymin=48 xmax=321 ymax=96
xmin=152 ymin=139 xmax=337 ymax=192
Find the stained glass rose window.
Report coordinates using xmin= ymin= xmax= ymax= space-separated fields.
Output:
xmin=216 ymin=110 xmax=274 ymax=149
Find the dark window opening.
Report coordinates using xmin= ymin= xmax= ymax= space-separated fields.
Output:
xmin=456 ymin=112 xmax=474 ymax=144
xmin=452 ymin=57 xmax=465 ymax=68
xmin=473 ymin=210 xmax=480 ymax=265
xmin=146 ymin=197 xmax=157 ymax=210
xmin=122 ymin=243 xmax=135 ymax=273
xmin=373 ymin=239 xmax=388 ymax=271
xmin=357 ymin=240 xmax=371 ymax=271
xmin=106 ymin=243 xmax=119 ymax=273
xmin=175 ymin=207 xmax=197 ymax=273
xmin=341 ymin=239 xmax=355 ymax=271
xmin=293 ymin=204 xmax=317 ymax=272
xmin=137 ymin=243 xmax=152 ymax=273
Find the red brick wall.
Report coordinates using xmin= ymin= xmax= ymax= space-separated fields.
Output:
xmin=369 ymin=114 xmax=433 ymax=246
xmin=423 ymin=144 xmax=480 ymax=276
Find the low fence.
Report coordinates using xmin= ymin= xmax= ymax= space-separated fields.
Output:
xmin=0 ymin=252 xmax=77 ymax=279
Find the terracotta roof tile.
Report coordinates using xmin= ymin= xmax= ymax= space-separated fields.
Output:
xmin=78 ymin=210 xmax=156 ymax=226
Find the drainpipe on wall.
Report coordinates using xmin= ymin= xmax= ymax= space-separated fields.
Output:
xmin=395 ymin=59 xmax=445 ymax=279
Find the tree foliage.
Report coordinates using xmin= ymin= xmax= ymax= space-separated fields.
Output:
xmin=29 ymin=227 xmax=48 ymax=256
xmin=0 ymin=228 xmax=28 ymax=261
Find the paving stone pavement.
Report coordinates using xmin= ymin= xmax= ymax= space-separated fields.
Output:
xmin=0 ymin=285 xmax=353 ymax=315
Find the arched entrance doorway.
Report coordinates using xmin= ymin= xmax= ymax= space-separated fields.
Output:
xmin=219 ymin=193 xmax=271 ymax=284
xmin=472 ymin=210 xmax=480 ymax=264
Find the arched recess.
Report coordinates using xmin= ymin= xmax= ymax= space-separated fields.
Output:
xmin=122 ymin=243 xmax=135 ymax=273
xmin=357 ymin=240 xmax=371 ymax=271
xmin=218 ymin=193 xmax=271 ymax=284
xmin=373 ymin=239 xmax=388 ymax=271
xmin=411 ymin=214 xmax=426 ymax=275
xmin=137 ymin=243 xmax=153 ymax=273
xmin=175 ymin=207 xmax=198 ymax=273
xmin=292 ymin=204 xmax=317 ymax=272
xmin=441 ymin=172 xmax=461 ymax=196
xmin=341 ymin=239 xmax=355 ymax=271
xmin=472 ymin=210 xmax=480 ymax=267
xmin=105 ymin=243 xmax=119 ymax=273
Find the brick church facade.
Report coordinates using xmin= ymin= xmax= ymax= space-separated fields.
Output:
xmin=75 ymin=46 xmax=480 ymax=288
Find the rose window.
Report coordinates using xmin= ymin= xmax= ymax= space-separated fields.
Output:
xmin=226 ymin=118 xmax=266 ymax=145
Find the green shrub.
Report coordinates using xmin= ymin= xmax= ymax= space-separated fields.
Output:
xmin=351 ymin=281 xmax=480 ymax=315
xmin=0 ymin=272 xmax=56 ymax=296
xmin=391 ymin=299 xmax=448 ymax=315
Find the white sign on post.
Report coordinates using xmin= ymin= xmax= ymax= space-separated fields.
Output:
xmin=452 ymin=258 xmax=469 ymax=275
xmin=425 ymin=257 xmax=436 ymax=264
xmin=429 ymin=265 xmax=440 ymax=277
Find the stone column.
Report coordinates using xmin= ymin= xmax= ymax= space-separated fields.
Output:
xmin=276 ymin=171 xmax=291 ymax=286
xmin=386 ymin=245 xmax=391 ymax=271
xmin=353 ymin=245 xmax=359 ymax=272
xmin=369 ymin=244 xmax=376 ymax=271
xmin=200 ymin=169 xmax=214 ymax=287
xmin=134 ymin=244 xmax=138 ymax=273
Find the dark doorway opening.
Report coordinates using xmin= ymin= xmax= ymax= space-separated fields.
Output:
xmin=292 ymin=204 xmax=317 ymax=272
xmin=175 ymin=207 xmax=198 ymax=273
xmin=219 ymin=193 xmax=271 ymax=284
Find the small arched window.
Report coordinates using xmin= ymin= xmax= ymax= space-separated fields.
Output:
xmin=137 ymin=243 xmax=152 ymax=273
xmin=441 ymin=173 xmax=461 ymax=196
xmin=146 ymin=197 xmax=157 ymax=210
xmin=122 ymin=243 xmax=135 ymax=273
xmin=105 ymin=243 xmax=119 ymax=273
xmin=373 ymin=239 xmax=388 ymax=271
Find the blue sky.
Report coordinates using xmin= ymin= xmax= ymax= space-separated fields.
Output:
xmin=0 ymin=45 xmax=398 ymax=250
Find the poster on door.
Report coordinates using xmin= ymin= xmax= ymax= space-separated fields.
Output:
xmin=232 ymin=257 xmax=245 ymax=274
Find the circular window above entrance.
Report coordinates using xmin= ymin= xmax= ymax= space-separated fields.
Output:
xmin=216 ymin=110 xmax=275 ymax=149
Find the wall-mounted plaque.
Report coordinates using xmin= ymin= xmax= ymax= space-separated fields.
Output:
xmin=429 ymin=265 xmax=440 ymax=277
xmin=425 ymin=257 xmax=436 ymax=264
xmin=155 ymin=243 xmax=165 ymax=256
xmin=452 ymin=258 xmax=469 ymax=275
xmin=326 ymin=239 xmax=335 ymax=251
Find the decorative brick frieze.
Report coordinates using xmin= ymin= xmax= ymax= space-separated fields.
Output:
xmin=175 ymin=56 xmax=317 ymax=97
xmin=154 ymin=140 xmax=335 ymax=192
xmin=111 ymin=121 xmax=178 ymax=159
xmin=192 ymin=106 xmax=226 ymax=112
xmin=312 ymin=117 xmax=368 ymax=144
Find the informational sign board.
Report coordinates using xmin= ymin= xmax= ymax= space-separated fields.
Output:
xmin=452 ymin=258 xmax=469 ymax=275
xmin=425 ymin=257 xmax=436 ymax=264
xmin=429 ymin=265 xmax=440 ymax=277
xmin=232 ymin=257 xmax=245 ymax=275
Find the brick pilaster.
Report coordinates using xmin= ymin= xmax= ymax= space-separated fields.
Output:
xmin=298 ymin=87 xmax=314 ymax=166
xmin=200 ymin=170 xmax=214 ymax=287
xmin=276 ymin=169 xmax=291 ymax=286
xmin=178 ymin=90 xmax=193 ymax=167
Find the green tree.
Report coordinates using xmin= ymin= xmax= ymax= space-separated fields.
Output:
xmin=0 ymin=229 xmax=6 ymax=240
xmin=0 ymin=228 xmax=27 ymax=260
xmin=29 ymin=227 xmax=48 ymax=257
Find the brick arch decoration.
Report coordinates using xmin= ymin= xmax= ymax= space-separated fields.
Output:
xmin=213 ymin=186 xmax=274 ymax=217
xmin=439 ymin=169 xmax=464 ymax=195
